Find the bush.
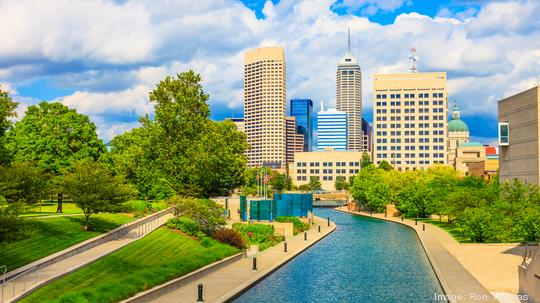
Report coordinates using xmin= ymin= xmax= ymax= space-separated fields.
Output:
xmin=232 ymin=223 xmax=284 ymax=251
xmin=166 ymin=217 xmax=204 ymax=238
xmin=212 ymin=228 xmax=246 ymax=249
xmin=276 ymin=216 xmax=309 ymax=235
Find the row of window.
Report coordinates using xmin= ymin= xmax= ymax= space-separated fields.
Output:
xmin=376 ymin=153 xmax=446 ymax=158
xmin=376 ymin=93 xmax=444 ymax=99
xmin=376 ymin=130 xmax=445 ymax=136
xmin=378 ymin=137 xmax=442 ymax=143
xmin=376 ymin=145 xmax=445 ymax=151
xmin=296 ymin=161 xmax=361 ymax=167
xmin=376 ymin=123 xmax=446 ymax=129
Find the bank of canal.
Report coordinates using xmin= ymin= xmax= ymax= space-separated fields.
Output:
xmin=233 ymin=208 xmax=444 ymax=303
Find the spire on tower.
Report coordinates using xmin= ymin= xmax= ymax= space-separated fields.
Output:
xmin=347 ymin=28 xmax=351 ymax=52
xmin=320 ymin=100 xmax=324 ymax=112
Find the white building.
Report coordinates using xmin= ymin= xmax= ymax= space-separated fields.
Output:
xmin=317 ymin=105 xmax=348 ymax=151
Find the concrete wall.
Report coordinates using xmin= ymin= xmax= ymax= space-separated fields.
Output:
xmin=518 ymin=244 xmax=540 ymax=303
xmin=499 ymin=86 xmax=540 ymax=185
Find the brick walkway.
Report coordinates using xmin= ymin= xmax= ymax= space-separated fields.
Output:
xmin=2 ymin=213 xmax=173 ymax=303
xmin=128 ymin=216 xmax=336 ymax=303
xmin=336 ymin=208 xmax=499 ymax=303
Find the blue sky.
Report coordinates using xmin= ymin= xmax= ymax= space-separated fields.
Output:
xmin=1 ymin=0 xmax=539 ymax=144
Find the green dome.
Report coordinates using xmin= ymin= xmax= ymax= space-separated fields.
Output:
xmin=448 ymin=119 xmax=469 ymax=132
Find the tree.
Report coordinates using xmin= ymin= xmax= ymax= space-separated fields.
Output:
xmin=334 ymin=176 xmax=347 ymax=191
xmin=0 ymin=89 xmax=18 ymax=165
xmin=270 ymin=172 xmax=287 ymax=192
xmin=360 ymin=152 xmax=371 ymax=168
xmin=0 ymin=162 xmax=50 ymax=213
xmin=7 ymin=102 xmax=106 ymax=212
xmin=110 ymin=71 xmax=247 ymax=198
xmin=350 ymin=165 xmax=390 ymax=212
xmin=457 ymin=207 xmax=495 ymax=242
xmin=378 ymin=160 xmax=393 ymax=171
xmin=60 ymin=160 xmax=135 ymax=230
xmin=309 ymin=176 xmax=322 ymax=191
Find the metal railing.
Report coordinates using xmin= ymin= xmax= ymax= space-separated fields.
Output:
xmin=1 ymin=266 xmax=38 ymax=303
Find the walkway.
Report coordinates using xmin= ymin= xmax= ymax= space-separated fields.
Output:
xmin=128 ymin=216 xmax=336 ymax=303
xmin=337 ymin=208 xmax=499 ymax=303
xmin=1 ymin=213 xmax=173 ymax=303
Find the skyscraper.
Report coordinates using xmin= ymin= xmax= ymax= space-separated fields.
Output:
xmin=285 ymin=116 xmax=304 ymax=164
xmin=336 ymin=29 xmax=363 ymax=151
xmin=290 ymin=98 xmax=313 ymax=151
xmin=373 ymin=72 xmax=448 ymax=170
xmin=244 ymin=47 xmax=287 ymax=168
xmin=361 ymin=118 xmax=372 ymax=153
xmin=317 ymin=104 xmax=348 ymax=151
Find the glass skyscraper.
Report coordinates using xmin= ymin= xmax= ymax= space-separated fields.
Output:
xmin=317 ymin=108 xmax=348 ymax=151
xmin=290 ymin=99 xmax=313 ymax=152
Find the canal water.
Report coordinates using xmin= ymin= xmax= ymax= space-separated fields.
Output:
xmin=233 ymin=208 xmax=444 ymax=303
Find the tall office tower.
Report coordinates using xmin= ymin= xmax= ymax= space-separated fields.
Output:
xmin=373 ymin=72 xmax=448 ymax=171
xmin=226 ymin=117 xmax=245 ymax=133
xmin=361 ymin=118 xmax=372 ymax=153
xmin=244 ymin=47 xmax=287 ymax=168
xmin=285 ymin=117 xmax=304 ymax=164
xmin=290 ymin=98 xmax=313 ymax=151
xmin=336 ymin=29 xmax=363 ymax=151
xmin=317 ymin=104 xmax=348 ymax=151
xmin=447 ymin=102 xmax=470 ymax=168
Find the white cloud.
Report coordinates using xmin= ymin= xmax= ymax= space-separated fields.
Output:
xmin=2 ymin=0 xmax=540 ymax=142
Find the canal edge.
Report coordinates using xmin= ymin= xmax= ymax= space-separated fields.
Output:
xmin=219 ymin=216 xmax=337 ymax=303
xmin=335 ymin=208 xmax=499 ymax=303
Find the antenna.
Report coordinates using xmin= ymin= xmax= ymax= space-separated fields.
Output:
xmin=409 ymin=47 xmax=418 ymax=73
xmin=320 ymin=100 xmax=324 ymax=112
xmin=347 ymin=28 xmax=351 ymax=52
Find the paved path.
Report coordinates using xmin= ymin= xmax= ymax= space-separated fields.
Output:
xmin=336 ymin=208 xmax=499 ymax=303
xmin=138 ymin=216 xmax=336 ymax=303
xmin=2 ymin=213 xmax=173 ymax=303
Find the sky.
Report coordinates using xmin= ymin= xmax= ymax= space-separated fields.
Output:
xmin=1 ymin=0 xmax=540 ymax=144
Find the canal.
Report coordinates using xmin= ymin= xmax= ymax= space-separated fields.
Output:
xmin=233 ymin=208 xmax=444 ymax=303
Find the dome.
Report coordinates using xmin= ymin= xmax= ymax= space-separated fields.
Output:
xmin=448 ymin=118 xmax=469 ymax=132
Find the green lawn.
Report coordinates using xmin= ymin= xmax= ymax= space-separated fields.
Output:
xmin=0 ymin=213 xmax=133 ymax=271
xmin=20 ymin=202 xmax=82 ymax=217
xmin=20 ymin=228 xmax=239 ymax=303
xmin=415 ymin=218 xmax=470 ymax=243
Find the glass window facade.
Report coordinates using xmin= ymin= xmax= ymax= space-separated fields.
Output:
xmin=290 ymin=99 xmax=313 ymax=151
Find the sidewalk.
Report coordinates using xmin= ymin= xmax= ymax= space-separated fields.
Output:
xmin=129 ymin=216 xmax=336 ymax=303
xmin=337 ymin=207 xmax=501 ymax=303
xmin=2 ymin=213 xmax=173 ymax=303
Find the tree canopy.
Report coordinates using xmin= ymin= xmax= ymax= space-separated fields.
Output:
xmin=0 ymin=89 xmax=18 ymax=165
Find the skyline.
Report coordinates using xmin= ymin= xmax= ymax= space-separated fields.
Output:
xmin=1 ymin=0 xmax=540 ymax=144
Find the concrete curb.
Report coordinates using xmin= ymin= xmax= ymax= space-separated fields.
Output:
xmin=219 ymin=217 xmax=337 ymax=303
xmin=121 ymin=253 xmax=245 ymax=303
xmin=3 ymin=208 xmax=172 ymax=282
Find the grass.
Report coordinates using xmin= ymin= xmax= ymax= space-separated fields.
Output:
xmin=415 ymin=218 xmax=471 ymax=243
xmin=0 ymin=213 xmax=132 ymax=271
xmin=233 ymin=223 xmax=284 ymax=251
xmin=20 ymin=227 xmax=239 ymax=303
xmin=20 ymin=202 xmax=83 ymax=217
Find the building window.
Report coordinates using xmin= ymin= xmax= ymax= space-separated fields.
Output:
xmin=499 ymin=122 xmax=509 ymax=146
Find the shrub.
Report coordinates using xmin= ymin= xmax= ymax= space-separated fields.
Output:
xmin=276 ymin=216 xmax=309 ymax=235
xmin=232 ymin=223 xmax=284 ymax=251
xmin=166 ymin=217 xmax=204 ymax=238
xmin=212 ymin=228 xmax=246 ymax=249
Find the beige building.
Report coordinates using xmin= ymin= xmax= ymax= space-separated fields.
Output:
xmin=455 ymin=142 xmax=486 ymax=175
xmin=373 ymin=72 xmax=448 ymax=171
xmin=244 ymin=47 xmax=287 ymax=168
xmin=290 ymin=149 xmax=362 ymax=191
xmin=336 ymin=30 xmax=363 ymax=151
xmin=285 ymin=117 xmax=304 ymax=164
xmin=498 ymin=85 xmax=540 ymax=184
xmin=447 ymin=102 xmax=470 ymax=168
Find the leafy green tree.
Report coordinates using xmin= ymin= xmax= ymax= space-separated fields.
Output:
xmin=350 ymin=165 xmax=390 ymax=212
xmin=60 ymin=160 xmax=135 ymax=230
xmin=378 ymin=160 xmax=393 ymax=171
xmin=334 ymin=176 xmax=347 ymax=191
xmin=0 ymin=162 xmax=50 ymax=213
xmin=457 ymin=207 xmax=495 ymax=242
xmin=0 ymin=208 xmax=32 ymax=246
xmin=270 ymin=172 xmax=287 ymax=193
xmin=111 ymin=71 xmax=247 ymax=198
xmin=513 ymin=207 xmax=540 ymax=242
xmin=0 ymin=89 xmax=18 ymax=165
xmin=7 ymin=102 xmax=105 ymax=212
xmin=360 ymin=152 xmax=371 ymax=168
xmin=309 ymin=176 xmax=322 ymax=191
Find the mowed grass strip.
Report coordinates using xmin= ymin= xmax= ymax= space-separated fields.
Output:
xmin=0 ymin=213 xmax=132 ymax=271
xmin=20 ymin=227 xmax=239 ymax=303
xmin=20 ymin=202 xmax=83 ymax=217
